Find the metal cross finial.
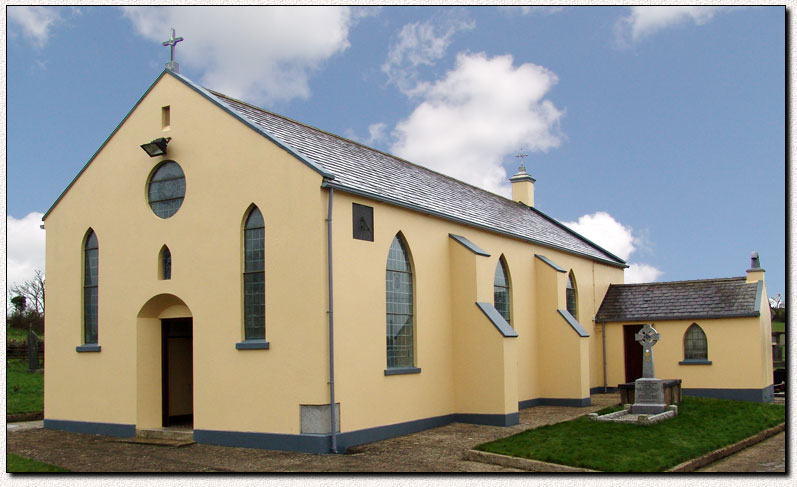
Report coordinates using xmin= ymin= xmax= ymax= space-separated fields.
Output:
xmin=162 ymin=28 xmax=184 ymax=63
xmin=515 ymin=149 xmax=529 ymax=171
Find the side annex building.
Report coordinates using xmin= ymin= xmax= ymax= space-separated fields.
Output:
xmin=42 ymin=69 xmax=774 ymax=453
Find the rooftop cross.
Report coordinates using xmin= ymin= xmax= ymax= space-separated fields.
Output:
xmin=514 ymin=149 xmax=529 ymax=172
xmin=163 ymin=28 xmax=184 ymax=62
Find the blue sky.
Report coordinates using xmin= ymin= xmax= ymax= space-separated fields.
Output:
xmin=5 ymin=6 xmax=787 ymax=303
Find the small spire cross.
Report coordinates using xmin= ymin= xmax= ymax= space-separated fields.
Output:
xmin=515 ymin=149 xmax=529 ymax=171
xmin=162 ymin=28 xmax=184 ymax=63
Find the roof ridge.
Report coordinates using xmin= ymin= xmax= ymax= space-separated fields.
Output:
xmin=610 ymin=276 xmax=747 ymax=287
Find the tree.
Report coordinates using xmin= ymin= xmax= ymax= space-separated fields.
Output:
xmin=9 ymin=270 xmax=45 ymax=315
xmin=769 ymin=293 xmax=786 ymax=323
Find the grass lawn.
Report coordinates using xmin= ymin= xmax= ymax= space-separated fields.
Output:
xmin=6 ymin=359 xmax=44 ymax=414
xmin=6 ymin=454 xmax=69 ymax=473
xmin=6 ymin=326 xmax=30 ymax=341
xmin=475 ymin=396 xmax=785 ymax=472
xmin=771 ymin=320 xmax=785 ymax=333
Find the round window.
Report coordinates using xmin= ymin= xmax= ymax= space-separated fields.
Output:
xmin=148 ymin=161 xmax=185 ymax=219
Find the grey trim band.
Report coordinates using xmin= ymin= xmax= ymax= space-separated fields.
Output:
xmin=449 ymin=234 xmax=490 ymax=256
xmin=75 ymin=344 xmax=101 ymax=353
xmin=519 ymin=397 xmax=591 ymax=409
xmin=475 ymin=302 xmax=518 ymax=337
xmin=195 ymin=429 xmax=330 ymax=454
xmin=557 ymin=309 xmax=590 ymax=337
xmin=44 ymin=419 xmax=135 ymax=437
xmin=679 ymin=359 xmax=712 ymax=365
xmin=454 ymin=412 xmax=519 ymax=427
xmin=682 ymin=385 xmax=774 ymax=403
xmin=534 ymin=254 xmax=566 ymax=273
xmin=754 ymin=280 xmax=763 ymax=313
xmin=321 ymin=182 xmax=627 ymax=268
xmin=384 ymin=367 xmax=422 ymax=376
xmin=235 ymin=340 xmax=270 ymax=350
xmin=590 ymin=386 xmax=619 ymax=394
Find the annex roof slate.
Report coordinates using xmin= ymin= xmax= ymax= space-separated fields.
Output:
xmin=595 ymin=277 xmax=761 ymax=322
xmin=204 ymin=88 xmax=625 ymax=267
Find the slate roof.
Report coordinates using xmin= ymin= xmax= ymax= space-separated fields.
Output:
xmin=595 ymin=277 xmax=762 ymax=322
xmin=204 ymin=88 xmax=625 ymax=267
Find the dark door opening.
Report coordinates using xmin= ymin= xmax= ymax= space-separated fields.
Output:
xmin=623 ymin=324 xmax=644 ymax=383
xmin=162 ymin=317 xmax=193 ymax=428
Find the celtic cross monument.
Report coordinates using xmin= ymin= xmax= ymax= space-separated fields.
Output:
xmin=630 ymin=324 xmax=666 ymax=415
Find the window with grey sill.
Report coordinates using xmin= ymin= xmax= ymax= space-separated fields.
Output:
xmin=566 ymin=271 xmax=578 ymax=319
xmin=494 ymin=257 xmax=511 ymax=325
xmin=386 ymin=234 xmax=414 ymax=369
xmin=243 ymin=206 xmax=265 ymax=341
xmin=83 ymin=229 xmax=99 ymax=345
xmin=683 ymin=323 xmax=708 ymax=361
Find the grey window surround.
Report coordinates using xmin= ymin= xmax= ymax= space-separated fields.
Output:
xmin=235 ymin=339 xmax=270 ymax=350
xmin=76 ymin=344 xmax=101 ymax=353
xmin=679 ymin=359 xmax=712 ymax=365
xmin=384 ymin=367 xmax=421 ymax=376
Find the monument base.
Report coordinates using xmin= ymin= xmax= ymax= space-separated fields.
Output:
xmin=631 ymin=378 xmax=666 ymax=415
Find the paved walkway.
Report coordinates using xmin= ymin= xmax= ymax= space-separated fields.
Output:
xmin=5 ymin=394 xmax=787 ymax=472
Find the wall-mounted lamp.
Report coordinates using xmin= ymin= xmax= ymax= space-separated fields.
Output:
xmin=140 ymin=137 xmax=171 ymax=157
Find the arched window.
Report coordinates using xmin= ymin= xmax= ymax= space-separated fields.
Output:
xmin=494 ymin=257 xmax=511 ymax=325
xmin=148 ymin=161 xmax=186 ymax=219
xmin=386 ymin=234 xmax=414 ymax=369
xmin=160 ymin=245 xmax=172 ymax=280
xmin=83 ymin=230 xmax=99 ymax=344
xmin=566 ymin=271 xmax=578 ymax=319
xmin=243 ymin=207 xmax=265 ymax=340
xmin=684 ymin=324 xmax=708 ymax=360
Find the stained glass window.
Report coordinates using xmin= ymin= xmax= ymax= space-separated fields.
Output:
xmin=244 ymin=207 xmax=265 ymax=340
xmin=494 ymin=257 xmax=510 ymax=325
xmin=386 ymin=235 xmax=414 ymax=368
xmin=161 ymin=246 xmax=172 ymax=280
xmin=566 ymin=272 xmax=577 ymax=319
xmin=84 ymin=230 xmax=99 ymax=344
xmin=148 ymin=161 xmax=185 ymax=218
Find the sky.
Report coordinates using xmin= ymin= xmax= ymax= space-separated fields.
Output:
xmin=4 ymin=5 xmax=788 ymax=305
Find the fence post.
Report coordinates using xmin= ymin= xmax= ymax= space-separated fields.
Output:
xmin=27 ymin=328 xmax=39 ymax=371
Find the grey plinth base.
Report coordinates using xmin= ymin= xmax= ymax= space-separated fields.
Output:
xmin=589 ymin=404 xmax=678 ymax=425
xmin=631 ymin=377 xmax=666 ymax=415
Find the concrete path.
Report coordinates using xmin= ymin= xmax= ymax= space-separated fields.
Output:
xmin=695 ymin=431 xmax=786 ymax=473
xmin=6 ymin=420 xmax=43 ymax=433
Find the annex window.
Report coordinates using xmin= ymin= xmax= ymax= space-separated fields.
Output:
xmin=386 ymin=234 xmax=414 ymax=369
xmin=148 ymin=161 xmax=186 ymax=219
xmin=566 ymin=271 xmax=578 ymax=319
xmin=243 ymin=206 xmax=265 ymax=340
xmin=83 ymin=229 xmax=99 ymax=345
xmin=160 ymin=245 xmax=172 ymax=280
xmin=683 ymin=324 xmax=708 ymax=360
xmin=352 ymin=203 xmax=374 ymax=241
xmin=494 ymin=256 xmax=511 ymax=325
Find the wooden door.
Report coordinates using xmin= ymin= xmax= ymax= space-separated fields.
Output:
xmin=623 ymin=324 xmax=644 ymax=383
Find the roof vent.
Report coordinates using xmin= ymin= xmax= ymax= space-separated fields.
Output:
xmin=750 ymin=251 xmax=761 ymax=269
xmin=509 ymin=150 xmax=536 ymax=207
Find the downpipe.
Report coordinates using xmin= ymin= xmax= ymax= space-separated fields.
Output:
xmin=326 ymin=187 xmax=338 ymax=453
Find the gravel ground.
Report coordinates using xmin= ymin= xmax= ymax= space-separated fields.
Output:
xmin=695 ymin=432 xmax=786 ymax=473
xmin=7 ymin=394 xmax=620 ymax=473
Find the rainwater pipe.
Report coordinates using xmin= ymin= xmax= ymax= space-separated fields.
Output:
xmin=326 ymin=186 xmax=338 ymax=453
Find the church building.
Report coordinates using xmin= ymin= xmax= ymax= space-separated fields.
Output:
xmin=42 ymin=62 xmax=774 ymax=453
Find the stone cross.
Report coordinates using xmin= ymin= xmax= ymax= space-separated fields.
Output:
xmin=635 ymin=324 xmax=660 ymax=378
xmin=162 ymin=28 xmax=184 ymax=63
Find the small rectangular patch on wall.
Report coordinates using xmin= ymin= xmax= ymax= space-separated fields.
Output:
xmin=300 ymin=404 xmax=341 ymax=434
xmin=352 ymin=203 xmax=374 ymax=241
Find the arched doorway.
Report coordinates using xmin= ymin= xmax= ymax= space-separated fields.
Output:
xmin=137 ymin=294 xmax=193 ymax=429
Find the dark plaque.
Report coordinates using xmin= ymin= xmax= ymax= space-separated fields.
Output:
xmin=352 ymin=203 xmax=374 ymax=241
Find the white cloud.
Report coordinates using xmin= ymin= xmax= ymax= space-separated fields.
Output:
xmin=7 ymin=6 xmax=63 ymax=48
xmin=625 ymin=263 xmax=663 ymax=284
xmin=615 ymin=6 xmax=729 ymax=45
xmin=7 ymin=213 xmax=46 ymax=295
xmin=122 ymin=6 xmax=356 ymax=105
xmin=365 ymin=123 xmax=388 ymax=146
xmin=562 ymin=211 xmax=662 ymax=284
xmin=391 ymin=52 xmax=563 ymax=197
xmin=382 ymin=15 xmax=475 ymax=95
xmin=499 ymin=6 xmax=564 ymax=17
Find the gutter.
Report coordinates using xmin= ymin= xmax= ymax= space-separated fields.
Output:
xmin=326 ymin=186 xmax=338 ymax=453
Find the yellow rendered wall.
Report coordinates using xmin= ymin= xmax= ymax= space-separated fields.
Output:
xmin=603 ymin=316 xmax=772 ymax=390
xmin=44 ymin=73 xmax=331 ymax=434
